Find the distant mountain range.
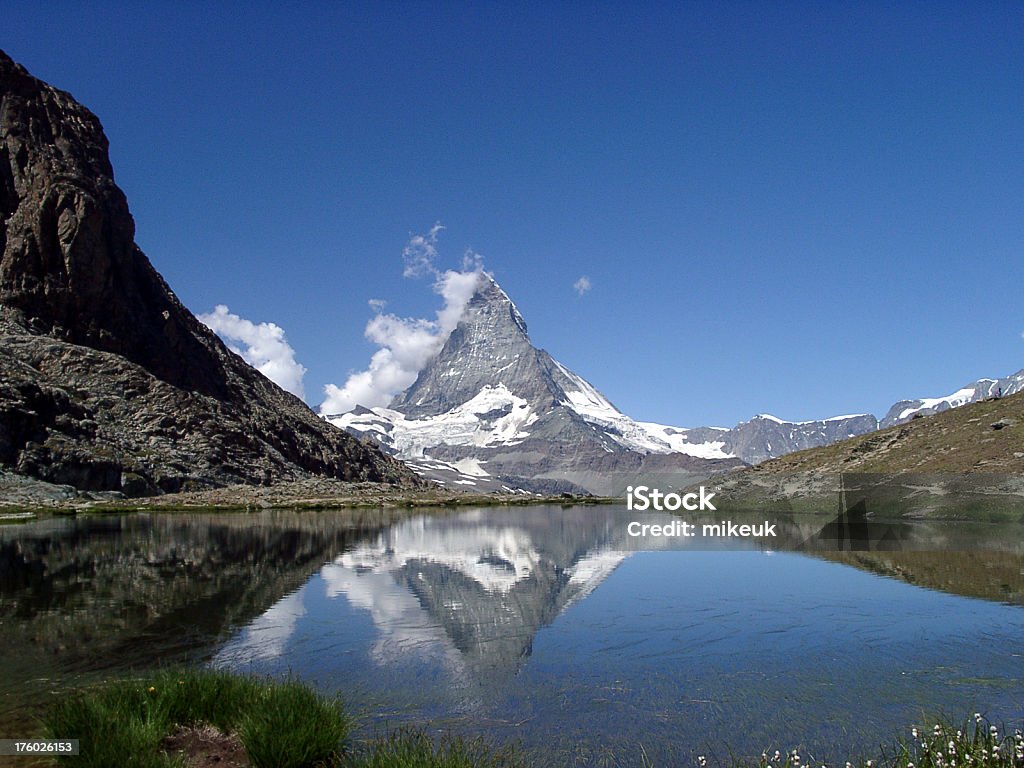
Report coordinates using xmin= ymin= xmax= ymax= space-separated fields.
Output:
xmin=880 ymin=370 xmax=1024 ymax=428
xmin=328 ymin=272 xmax=1023 ymax=495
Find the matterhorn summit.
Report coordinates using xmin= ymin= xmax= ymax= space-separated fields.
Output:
xmin=327 ymin=273 xmax=743 ymax=494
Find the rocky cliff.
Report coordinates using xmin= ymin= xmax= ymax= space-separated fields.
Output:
xmin=0 ymin=50 xmax=413 ymax=495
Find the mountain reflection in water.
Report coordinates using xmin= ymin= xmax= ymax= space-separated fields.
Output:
xmin=215 ymin=507 xmax=630 ymax=688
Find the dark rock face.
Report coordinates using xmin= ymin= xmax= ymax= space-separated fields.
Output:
xmin=391 ymin=276 xmax=543 ymax=418
xmin=0 ymin=50 xmax=414 ymax=495
xmin=0 ymin=52 xmax=225 ymax=395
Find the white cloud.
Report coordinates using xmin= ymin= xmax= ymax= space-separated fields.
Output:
xmin=573 ymin=275 xmax=592 ymax=296
xmin=402 ymin=222 xmax=445 ymax=278
xmin=320 ymin=226 xmax=484 ymax=416
xmin=198 ymin=305 xmax=307 ymax=400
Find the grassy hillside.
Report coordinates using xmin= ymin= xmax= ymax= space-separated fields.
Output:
xmin=755 ymin=389 xmax=1024 ymax=475
xmin=712 ymin=391 xmax=1024 ymax=519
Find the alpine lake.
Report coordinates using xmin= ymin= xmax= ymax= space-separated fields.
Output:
xmin=1 ymin=503 xmax=1022 ymax=767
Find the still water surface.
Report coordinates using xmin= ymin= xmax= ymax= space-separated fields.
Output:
xmin=1 ymin=505 xmax=1022 ymax=765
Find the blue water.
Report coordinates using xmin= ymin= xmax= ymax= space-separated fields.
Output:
xmin=207 ymin=507 xmax=1024 ymax=766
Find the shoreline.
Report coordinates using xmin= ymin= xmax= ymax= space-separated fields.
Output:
xmin=0 ymin=473 xmax=616 ymax=517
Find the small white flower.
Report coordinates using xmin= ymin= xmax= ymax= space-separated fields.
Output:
xmin=990 ymin=725 xmax=999 ymax=736
xmin=912 ymin=728 xmax=920 ymax=739
xmin=698 ymin=756 xmax=707 ymax=767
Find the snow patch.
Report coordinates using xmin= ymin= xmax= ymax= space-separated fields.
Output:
xmin=451 ymin=458 xmax=489 ymax=477
xmin=634 ymin=422 xmax=734 ymax=459
xmin=328 ymin=384 xmax=536 ymax=458
xmin=334 ymin=520 xmax=542 ymax=594
xmin=552 ymin=361 xmax=737 ymax=457
xmin=755 ymin=413 xmax=869 ymax=426
xmin=897 ymin=387 xmax=979 ymax=421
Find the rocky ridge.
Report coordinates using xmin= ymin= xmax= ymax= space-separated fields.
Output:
xmin=0 ymin=49 xmax=414 ymax=497
xmin=880 ymin=370 xmax=1024 ymax=428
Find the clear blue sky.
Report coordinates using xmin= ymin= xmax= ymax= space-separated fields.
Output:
xmin=6 ymin=1 xmax=1023 ymax=426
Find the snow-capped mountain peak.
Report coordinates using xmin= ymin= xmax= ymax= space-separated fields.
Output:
xmin=329 ymin=275 xmax=744 ymax=492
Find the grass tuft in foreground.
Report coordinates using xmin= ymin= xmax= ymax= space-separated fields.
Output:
xmin=43 ymin=668 xmax=351 ymax=768
xmin=239 ymin=678 xmax=350 ymax=768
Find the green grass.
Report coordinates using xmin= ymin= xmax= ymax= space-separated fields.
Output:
xmin=44 ymin=679 xmax=182 ymax=768
xmin=39 ymin=670 xmax=524 ymax=768
xmin=43 ymin=669 xmax=351 ymax=768
xmin=350 ymin=728 xmax=525 ymax=768
xmin=876 ymin=715 xmax=1024 ymax=768
xmin=239 ymin=678 xmax=350 ymax=768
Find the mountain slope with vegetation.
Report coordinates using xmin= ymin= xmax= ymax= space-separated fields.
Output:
xmin=713 ymin=390 xmax=1024 ymax=519
xmin=752 ymin=389 xmax=1024 ymax=474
